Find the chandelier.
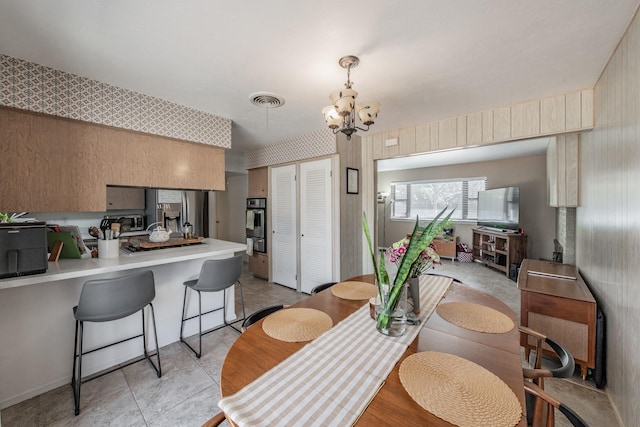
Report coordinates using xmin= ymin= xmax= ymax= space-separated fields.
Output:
xmin=322 ymin=55 xmax=381 ymax=140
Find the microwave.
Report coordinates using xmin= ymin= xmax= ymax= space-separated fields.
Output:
xmin=104 ymin=215 xmax=144 ymax=232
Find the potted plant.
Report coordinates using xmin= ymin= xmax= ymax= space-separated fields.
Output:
xmin=363 ymin=207 xmax=454 ymax=335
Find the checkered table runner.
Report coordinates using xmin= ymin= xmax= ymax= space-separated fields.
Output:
xmin=219 ymin=275 xmax=452 ymax=426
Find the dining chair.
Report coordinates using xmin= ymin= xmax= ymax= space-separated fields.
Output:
xmin=201 ymin=411 xmax=226 ymax=427
xmin=310 ymin=282 xmax=337 ymax=294
xmin=520 ymin=326 xmax=575 ymax=425
xmin=519 ymin=326 xmax=575 ymax=388
xmin=71 ymin=270 xmax=161 ymax=416
xmin=523 ymin=381 xmax=589 ymax=427
xmin=180 ymin=255 xmax=246 ymax=358
xmin=241 ymin=304 xmax=285 ymax=332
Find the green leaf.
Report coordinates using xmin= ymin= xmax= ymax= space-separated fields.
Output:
xmin=385 ymin=207 xmax=455 ymax=316
xmin=378 ymin=250 xmax=389 ymax=285
xmin=362 ymin=212 xmax=386 ymax=298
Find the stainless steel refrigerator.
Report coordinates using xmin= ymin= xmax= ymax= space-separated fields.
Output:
xmin=144 ymin=189 xmax=209 ymax=237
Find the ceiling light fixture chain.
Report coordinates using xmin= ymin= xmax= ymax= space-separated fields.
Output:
xmin=323 ymin=55 xmax=380 ymax=140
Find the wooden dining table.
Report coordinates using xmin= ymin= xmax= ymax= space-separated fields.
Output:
xmin=220 ymin=275 xmax=527 ymax=426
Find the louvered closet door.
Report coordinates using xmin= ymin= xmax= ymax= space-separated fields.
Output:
xmin=300 ymin=158 xmax=333 ymax=294
xmin=271 ymin=164 xmax=297 ymax=289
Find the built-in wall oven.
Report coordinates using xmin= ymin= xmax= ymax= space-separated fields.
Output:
xmin=246 ymin=198 xmax=266 ymax=253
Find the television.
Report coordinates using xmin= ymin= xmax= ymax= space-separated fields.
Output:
xmin=477 ymin=186 xmax=520 ymax=231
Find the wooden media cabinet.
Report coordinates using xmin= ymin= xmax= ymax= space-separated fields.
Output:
xmin=472 ymin=228 xmax=528 ymax=277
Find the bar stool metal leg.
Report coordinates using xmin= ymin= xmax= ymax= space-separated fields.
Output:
xmin=71 ymin=319 xmax=84 ymax=416
xmin=237 ymin=280 xmax=246 ymax=328
xmin=180 ymin=287 xmax=203 ymax=358
xmin=143 ymin=303 xmax=162 ymax=377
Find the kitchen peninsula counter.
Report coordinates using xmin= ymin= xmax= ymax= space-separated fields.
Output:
xmin=0 ymin=238 xmax=246 ymax=290
xmin=0 ymin=238 xmax=246 ymax=410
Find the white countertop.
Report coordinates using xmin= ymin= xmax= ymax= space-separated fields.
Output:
xmin=0 ymin=238 xmax=246 ymax=290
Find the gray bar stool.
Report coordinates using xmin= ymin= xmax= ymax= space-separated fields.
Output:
xmin=71 ymin=270 xmax=162 ymax=415
xmin=180 ymin=255 xmax=246 ymax=358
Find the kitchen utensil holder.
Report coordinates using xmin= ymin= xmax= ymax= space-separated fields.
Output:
xmin=98 ymin=239 xmax=120 ymax=259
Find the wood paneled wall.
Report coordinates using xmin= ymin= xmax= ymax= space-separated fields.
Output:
xmin=0 ymin=107 xmax=225 ymax=212
xmin=336 ymin=133 xmax=363 ymax=281
xmin=577 ymin=7 xmax=640 ymax=426
xmin=364 ymin=88 xmax=593 ymax=161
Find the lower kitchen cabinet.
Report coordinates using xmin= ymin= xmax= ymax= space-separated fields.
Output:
xmin=248 ymin=253 xmax=269 ymax=279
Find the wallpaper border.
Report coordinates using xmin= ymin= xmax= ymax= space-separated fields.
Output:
xmin=0 ymin=54 xmax=231 ymax=148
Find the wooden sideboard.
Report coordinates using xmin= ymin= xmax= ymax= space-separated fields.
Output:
xmin=517 ymin=259 xmax=597 ymax=379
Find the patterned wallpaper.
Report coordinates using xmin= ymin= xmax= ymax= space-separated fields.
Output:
xmin=0 ymin=54 xmax=231 ymax=148
xmin=245 ymin=128 xmax=336 ymax=169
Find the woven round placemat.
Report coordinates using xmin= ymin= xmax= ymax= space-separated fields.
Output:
xmin=262 ymin=308 xmax=333 ymax=342
xmin=436 ymin=302 xmax=515 ymax=333
xmin=330 ymin=281 xmax=377 ymax=300
xmin=399 ymin=352 xmax=522 ymax=427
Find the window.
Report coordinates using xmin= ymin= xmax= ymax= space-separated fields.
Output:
xmin=390 ymin=177 xmax=486 ymax=221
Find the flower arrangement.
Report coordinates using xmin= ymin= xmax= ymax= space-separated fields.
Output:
xmin=363 ymin=207 xmax=454 ymax=332
xmin=386 ymin=239 xmax=441 ymax=278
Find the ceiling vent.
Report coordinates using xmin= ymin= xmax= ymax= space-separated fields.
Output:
xmin=249 ymin=92 xmax=285 ymax=108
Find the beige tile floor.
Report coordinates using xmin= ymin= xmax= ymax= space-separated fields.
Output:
xmin=1 ymin=261 xmax=619 ymax=426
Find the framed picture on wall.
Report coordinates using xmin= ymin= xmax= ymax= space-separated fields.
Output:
xmin=347 ymin=167 xmax=359 ymax=194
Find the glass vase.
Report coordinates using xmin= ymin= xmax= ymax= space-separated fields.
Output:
xmin=375 ymin=282 xmax=409 ymax=337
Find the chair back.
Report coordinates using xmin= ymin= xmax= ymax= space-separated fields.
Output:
xmin=520 ymin=326 xmax=575 ymax=383
xmin=523 ymin=381 xmax=589 ymax=427
xmin=75 ymin=270 xmax=155 ymax=322
xmin=310 ymin=282 xmax=337 ymax=294
xmin=544 ymin=336 xmax=575 ymax=378
xmin=241 ymin=305 xmax=284 ymax=331
xmin=191 ymin=255 xmax=243 ymax=292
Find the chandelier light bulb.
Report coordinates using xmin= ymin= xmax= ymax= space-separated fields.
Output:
xmin=356 ymin=101 xmax=381 ymax=125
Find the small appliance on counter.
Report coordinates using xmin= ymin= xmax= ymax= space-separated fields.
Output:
xmin=0 ymin=222 xmax=48 ymax=278
xmin=103 ymin=214 xmax=144 ymax=232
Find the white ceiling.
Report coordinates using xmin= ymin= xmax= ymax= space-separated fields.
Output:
xmin=0 ymin=1 xmax=638 ymax=157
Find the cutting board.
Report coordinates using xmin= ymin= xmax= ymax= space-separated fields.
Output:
xmin=47 ymin=232 xmax=82 ymax=259
xmin=135 ymin=236 xmax=204 ymax=249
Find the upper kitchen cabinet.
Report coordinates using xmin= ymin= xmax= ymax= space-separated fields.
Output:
xmin=0 ymin=107 xmax=226 ymax=212
xmin=106 ymin=186 xmax=145 ymax=210
xmin=547 ymin=134 xmax=579 ymax=207
xmin=248 ymin=167 xmax=268 ymax=197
